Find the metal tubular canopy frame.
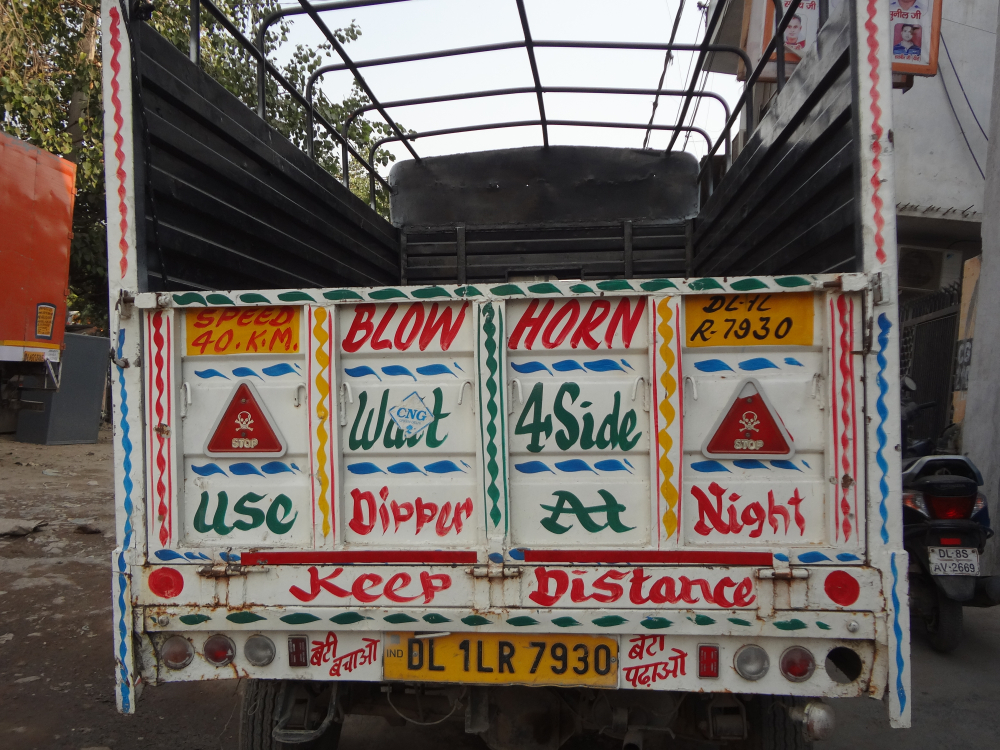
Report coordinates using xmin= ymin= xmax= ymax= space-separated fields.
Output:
xmin=184 ymin=0 xmax=810 ymax=207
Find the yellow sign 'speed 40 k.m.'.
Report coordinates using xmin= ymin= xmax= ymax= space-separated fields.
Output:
xmin=185 ymin=306 xmax=301 ymax=356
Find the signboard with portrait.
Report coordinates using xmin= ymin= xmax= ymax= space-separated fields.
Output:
xmin=888 ymin=0 xmax=941 ymax=76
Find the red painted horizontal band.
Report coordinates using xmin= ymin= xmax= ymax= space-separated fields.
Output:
xmin=241 ymin=550 xmax=479 ymax=565
xmin=521 ymin=550 xmax=773 ymax=565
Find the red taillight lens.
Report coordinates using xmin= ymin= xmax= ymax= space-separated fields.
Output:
xmin=698 ymin=644 xmax=720 ymax=678
xmin=160 ymin=635 xmax=194 ymax=670
xmin=203 ymin=634 xmax=236 ymax=666
xmin=779 ymin=646 xmax=815 ymax=682
xmin=927 ymin=495 xmax=975 ymax=520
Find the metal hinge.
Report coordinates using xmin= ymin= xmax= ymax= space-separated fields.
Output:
xmin=471 ymin=562 xmax=522 ymax=579
xmin=757 ymin=568 xmax=810 ymax=580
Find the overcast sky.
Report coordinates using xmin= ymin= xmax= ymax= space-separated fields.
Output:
xmin=274 ymin=0 xmax=743 ymax=169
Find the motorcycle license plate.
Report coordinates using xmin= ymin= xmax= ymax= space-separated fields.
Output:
xmin=928 ymin=547 xmax=980 ymax=576
xmin=382 ymin=632 xmax=618 ymax=687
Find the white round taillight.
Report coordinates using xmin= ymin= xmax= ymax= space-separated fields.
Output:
xmin=734 ymin=644 xmax=770 ymax=681
xmin=244 ymin=634 xmax=276 ymax=667
xmin=779 ymin=646 xmax=816 ymax=682
xmin=203 ymin=634 xmax=236 ymax=667
xmin=160 ymin=635 xmax=195 ymax=670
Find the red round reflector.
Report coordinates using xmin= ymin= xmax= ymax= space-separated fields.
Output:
xmin=204 ymin=634 xmax=236 ymax=667
xmin=824 ymin=570 xmax=860 ymax=607
xmin=160 ymin=635 xmax=195 ymax=670
xmin=148 ymin=568 xmax=185 ymax=599
xmin=779 ymin=646 xmax=815 ymax=682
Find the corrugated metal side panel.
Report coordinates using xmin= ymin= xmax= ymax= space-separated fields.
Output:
xmin=134 ymin=24 xmax=400 ymax=293
xmin=693 ymin=5 xmax=859 ymax=277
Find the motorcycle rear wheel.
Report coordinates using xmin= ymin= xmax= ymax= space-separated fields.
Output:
xmin=927 ymin=590 xmax=963 ymax=653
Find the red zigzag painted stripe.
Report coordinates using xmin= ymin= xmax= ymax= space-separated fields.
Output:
xmin=108 ymin=8 xmax=131 ymax=279
xmin=865 ymin=0 xmax=888 ymax=265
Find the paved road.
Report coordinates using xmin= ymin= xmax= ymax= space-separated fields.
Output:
xmin=3 ymin=433 xmax=1000 ymax=749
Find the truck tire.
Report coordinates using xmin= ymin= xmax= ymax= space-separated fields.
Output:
xmin=927 ymin=591 xmax=963 ymax=653
xmin=239 ymin=680 xmax=343 ymax=750
xmin=740 ymin=696 xmax=812 ymax=750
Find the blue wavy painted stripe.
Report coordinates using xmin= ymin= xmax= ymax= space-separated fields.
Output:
xmin=261 ymin=461 xmax=293 ymax=475
xmin=511 ymin=361 xmax=552 ymax=375
xmin=738 ymin=357 xmax=778 ymax=371
xmin=784 ymin=357 xmax=805 ymax=367
xmin=416 ymin=364 xmax=457 ymax=377
xmin=290 ymin=463 xmax=302 ymax=472
xmin=154 ymin=550 xmax=211 ymax=562
xmin=194 ymin=368 xmax=229 ymax=379
xmin=890 ymin=552 xmax=907 ymax=712
xmin=691 ymin=460 xmax=730 ymax=473
xmin=232 ymin=367 xmax=262 ymax=380
xmin=620 ymin=360 xmax=634 ymax=371
xmin=555 ymin=459 xmax=597 ymax=473
xmin=220 ymin=551 xmax=241 ymax=562
xmin=424 ymin=460 xmax=466 ymax=474
xmin=770 ymin=460 xmax=802 ymax=472
xmin=382 ymin=365 xmax=416 ymax=381
xmin=585 ymin=359 xmax=627 ymax=373
xmin=774 ymin=553 xmax=789 ymax=562
xmin=514 ymin=461 xmax=554 ymax=474
xmin=262 ymin=363 xmax=297 ymax=377
xmin=230 ymin=462 xmax=264 ymax=477
xmin=347 ymin=462 xmax=385 ymax=475
xmin=797 ymin=551 xmax=831 ymax=563
xmin=836 ymin=553 xmax=860 ymax=562
xmin=191 ymin=463 xmax=227 ymax=477
xmin=694 ymin=359 xmax=733 ymax=373
xmin=345 ymin=366 xmax=381 ymax=380
xmin=552 ymin=360 xmax=585 ymax=373
xmin=877 ymin=314 xmax=892 ymax=544
xmin=115 ymin=328 xmax=133 ymax=713
xmin=594 ymin=459 xmax=632 ymax=473
xmin=733 ymin=459 xmax=768 ymax=470
xmin=388 ymin=462 xmax=425 ymax=474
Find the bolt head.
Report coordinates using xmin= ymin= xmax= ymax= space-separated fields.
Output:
xmin=847 ymin=620 xmax=859 ymax=633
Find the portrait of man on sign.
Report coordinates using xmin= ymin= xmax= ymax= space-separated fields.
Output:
xmin=893 ymin=23 xmax=922 ymax=60
xmin=783 ymin=14 xmax=807 ymax=54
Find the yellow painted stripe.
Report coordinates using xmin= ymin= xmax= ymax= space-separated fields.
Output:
xmin=0 ymin=340 xmax=60 ymax=350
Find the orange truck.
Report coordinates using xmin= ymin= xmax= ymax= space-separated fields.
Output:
xmin=0 ymin=132 xmax=76 ymax=418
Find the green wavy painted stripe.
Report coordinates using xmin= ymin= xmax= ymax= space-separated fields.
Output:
xmin=179 ymin=614 xmax=211 ymax=625
xmin=277 ymin=291 xmax=316 ymax=302
xmin=481 ymin=303 xmax=503 ymax=529
xmin=489 ymin=284 xmax=525 ymax=296
xmin=775 ymin=276 xmax=811 ymax=288
xmin=226 ymin=612 xmax=266 ymax=624
xmin=206 ymin=293 xmax=236 ymax=305
xmin=570 ymin=284 xmax=595 ymax=294
xmin=369 ymin=288 xmax=409 ymax=300
xmin=412 ymin=286 xmax=452 ymax=299
xmin=816 ymin=621 xmax=831 ymax=631
xmin=592 ymin=615 xmax=628 ymax=627
xmin=692 ymin=614 xmax=716 ymax=625
xmin=239 ymin=293 xmax=271 ymax=304
xmin=728 ymin=617 xmax=752 ymax=626
xmin=686 ymin=278 xmax=724 ymax=291
xmin=596 ymin=280 xmax=634 ymax=292
xmin=422 ymin=613 xmax=451 ymax=624
xmin=507 ymin=616 xmax=539 ymax=627
xmin=455 ymin=285 xmax=483 ymax=297
xmin=173 ymin=292 xmax=207 ymax=306
xmin=551 ymin=617 xmax=581 ymax=628
xmin=280 ymin=613 xmax=321 ymax=625
xmin=462 ymin=615 xmax=491 ymax=626
xmin=527 ymin=283 xmax=562 ymax=295
xmin=729 ymin=278 xmax=768 ymax=292
xmin=640 ymin=279 xmax=678 ymax=292
xmin=384 ymin=613 xmax=419 ymax=624
xmin=640 ymin=617 xmax=672 ymax=630
xmin=774 ymin=618 xmax=808 ymax=631
xmin=324 ymin=289 xmax=364 ymax=301
xmin=329 ymin=612 xmax=371 ymax=625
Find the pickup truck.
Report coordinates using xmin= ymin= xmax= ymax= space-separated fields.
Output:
xmin=101 ymin=0 xmax=909 ymax=747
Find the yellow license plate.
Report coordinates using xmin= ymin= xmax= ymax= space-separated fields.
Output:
xmin=23 ymin=352 xmax=45 ymax=362
xmin=383 ymin=632 xmax=618 ymax=687
xmin=684 ymin=292 xmax=815 ymax=347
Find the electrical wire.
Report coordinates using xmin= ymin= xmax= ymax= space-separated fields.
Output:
xmin=643 ymin=0 xmax=687 ymax=149
xmin=938 ymin=50 xmax=985 ymax=179
xmin=939 ymin=33 xmax=988 ymax=141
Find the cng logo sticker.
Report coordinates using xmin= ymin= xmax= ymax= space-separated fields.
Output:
xmin=205 ymin=381 xmax=286 ymax=457
xmin=702 ymin=378 xmax=793 ymax=459
xmin=388 ymin=391 xmax=433 ymax=438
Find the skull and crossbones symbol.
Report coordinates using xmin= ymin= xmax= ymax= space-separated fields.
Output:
xmin=235 ymin=411 xmax=255 ymax=433
xmin=739 ymin=411 xmax=760 ymax=434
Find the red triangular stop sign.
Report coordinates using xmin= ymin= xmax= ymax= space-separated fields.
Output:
xmin=702 ymin=378 xmax=794 ymax=459
xmin=205 ymin=381 xmax=286 ymax=457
